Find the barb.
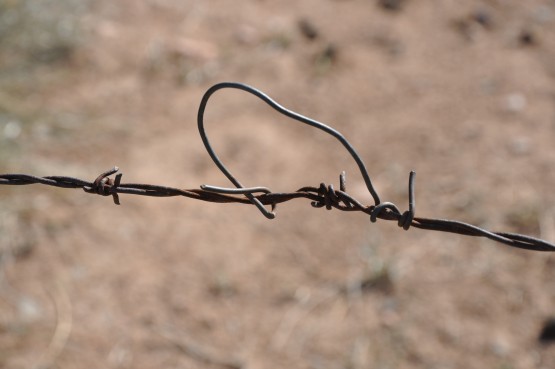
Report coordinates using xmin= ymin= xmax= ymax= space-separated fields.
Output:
xmin=1 ymin=82 xmax=554 ymax=253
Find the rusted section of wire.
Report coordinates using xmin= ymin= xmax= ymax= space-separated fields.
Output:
xmin=1 ymin=82 xmax=554 ymax=253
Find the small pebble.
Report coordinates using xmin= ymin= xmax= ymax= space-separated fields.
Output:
xmin=298 ymin=18 xmax=319 ymax=40
xmin=18 ymin=296 xmax=42 ymax=321
xmin=503 ymin=93 xmax=527 ymax=113
xmin=518 ymin=29 xmax=536 ymax=46
xmin=472 ymin=9 xmax=493 ymax=29
xmin=378 ymin=0 xmax=405 ymax=12
xmin=509 ymin=137 xmax=531 ymax=156
xmin=491 ymin=336 xmax=511 ymax=357
xmin=4 ymin=121 xmax=22 ymax=139
xmin=314 ymin=43 xmax=338 ymax=71
xmin=321 ymin=44 xmax=337 ymax=61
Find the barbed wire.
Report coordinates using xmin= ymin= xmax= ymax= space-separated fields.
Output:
xmin=1 ymin=82 xmax=554 ymax=252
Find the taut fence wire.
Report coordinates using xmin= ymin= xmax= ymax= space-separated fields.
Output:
xmin=1 ymin=82 xmax=554 ymax=252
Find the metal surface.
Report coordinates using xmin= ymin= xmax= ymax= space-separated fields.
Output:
xmin=1 ymin=82 xmax=554 ymax=252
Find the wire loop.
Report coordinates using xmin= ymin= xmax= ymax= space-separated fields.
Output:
xmin=197 ymin=82 xmax=382 ymax=219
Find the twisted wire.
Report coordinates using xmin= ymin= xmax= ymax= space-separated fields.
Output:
xmin=0 ymin=82 xmax=553 ymax=253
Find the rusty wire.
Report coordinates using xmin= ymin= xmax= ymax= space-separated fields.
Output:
xmin=1 ymin=82 xmax=554 ymax=252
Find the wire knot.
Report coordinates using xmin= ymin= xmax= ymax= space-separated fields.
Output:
xmin=370 ymin=203 xmax=414 ymax=230
xmin=83 ymin=167 xmax=122 ymax=205
xmin=311 ymin=172 xmax=353 ymax=210
xmin=369 ymin=171 xmax=416 ymax=230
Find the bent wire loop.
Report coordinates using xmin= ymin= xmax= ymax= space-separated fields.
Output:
xmin=198 ymin=82 xmax=413 ymax=224
xmin=1 ymin=82 xmax=554 ymax=252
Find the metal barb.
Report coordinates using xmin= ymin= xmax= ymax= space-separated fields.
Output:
xmin=83 ymin=166 xmax=122 ymax=205
xmin=0 ymin=82 xmax=554 ymax=252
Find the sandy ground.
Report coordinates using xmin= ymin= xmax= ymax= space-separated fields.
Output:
xmin=2 ymin=0 xmax=555 ymax=368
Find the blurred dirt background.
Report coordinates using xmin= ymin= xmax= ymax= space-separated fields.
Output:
xmin=1 ymin=0 xmax=555 ymax=368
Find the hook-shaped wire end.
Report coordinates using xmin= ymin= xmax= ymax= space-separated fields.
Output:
xmin=369 ymin=171 xmax=416 ymax=230
xmin=398 ymin=171 xmax=416 ymax=230
xmin=249 ymin=196 xmax=276 ymax=219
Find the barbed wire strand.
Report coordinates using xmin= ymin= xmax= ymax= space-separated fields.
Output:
xmin=1 ymin=82 xmax=554 ymax=253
